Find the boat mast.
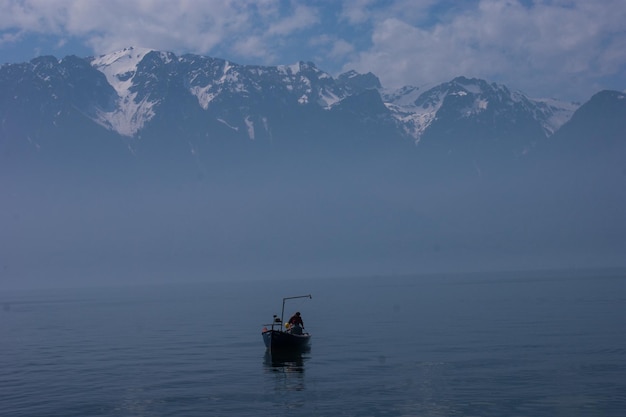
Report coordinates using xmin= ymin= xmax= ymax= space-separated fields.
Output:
xmin=281 ymin=294 xmax=312 ymax=324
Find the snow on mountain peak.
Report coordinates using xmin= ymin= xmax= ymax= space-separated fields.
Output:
xmin=91 ymin=47 xmax=153 ymax=94
xmin=384 ymin=87 xmax=446 ymax=141
xmin=90 ymin=47 xmax=157 ymax=137
xmin=381 ymin=85 xmax=421 ymax=107
xmin=533 ymin=97 xmax=580 ymax=135
xmin=82 ymin=49 xmax=582 ymax=141
xmin=453 ymin=77 xmax=484 ymax=95
xmin=277 ymin=62 xmax=302 ymax=76
xmin=381 ymin=77 xmax=580 ymax=142
xmin=318 ymin=89 xmax=342 ymax=109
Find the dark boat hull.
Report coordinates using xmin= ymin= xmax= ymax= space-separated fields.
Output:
xmin=262 ymin=329 xmax=311 ymax=351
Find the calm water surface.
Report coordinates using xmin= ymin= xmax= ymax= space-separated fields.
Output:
xmin=2 ymin=270 xmax=625 ymax=416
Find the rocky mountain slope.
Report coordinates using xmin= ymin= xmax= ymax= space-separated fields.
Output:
xmin=1 ymin=47 xmax=588 ymax=160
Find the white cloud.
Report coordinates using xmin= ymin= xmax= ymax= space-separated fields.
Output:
xmin=309 ymin=34 xmax=356 ymax=63
xmin=0 ymin=31 xmax=20 ymax=45
xmin=346 ymin=0 xmax=626 ymax=100
xmin=328 ymin=39 xmax=355 ymax=60
xmin=267 ymin=4 xmax=319 ymax=36
xmin=340 ymin=0 xmax=437 ymax=25
xmin=233 ymin=35 xmax=273 ymax=60
xmin=0 ymin=0 xmax=312 ymax=57
xmin=340 ymin=0 xmax=377 ymax=24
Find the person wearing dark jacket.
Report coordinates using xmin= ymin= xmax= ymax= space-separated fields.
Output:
xmin=288 ymin=312 xmax=304 ymax=334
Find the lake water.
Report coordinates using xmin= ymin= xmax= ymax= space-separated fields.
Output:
xmin=2 ymin=270 xmax=625 ymax=416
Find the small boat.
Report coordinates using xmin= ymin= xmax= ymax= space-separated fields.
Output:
xmin=262 ymin=294 xmax=312 ymax=351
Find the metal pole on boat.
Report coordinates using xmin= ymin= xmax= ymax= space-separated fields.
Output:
xmin=281 ymin=294 xmax=312 ymax=325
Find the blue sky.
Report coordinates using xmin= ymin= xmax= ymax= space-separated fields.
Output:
xmin=1 ymin=0 xmax=625 ymax=101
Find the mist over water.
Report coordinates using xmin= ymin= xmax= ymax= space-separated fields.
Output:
xmin=2 ymin=132 xmax=625 ymax=289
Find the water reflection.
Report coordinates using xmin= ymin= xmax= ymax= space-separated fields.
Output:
xmin=263 ymin=349 xmax=308 ymax=372
xmin=263 ymin=350 xmax=309 ymax=393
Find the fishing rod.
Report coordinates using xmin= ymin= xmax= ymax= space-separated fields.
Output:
xmin=281 ymin=294 xmax=312 ymax=325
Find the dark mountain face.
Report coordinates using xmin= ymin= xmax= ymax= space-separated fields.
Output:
xmin=418 ymin=78 xmax=546 ymax=150
xmin=550 ymin=90 xmax=626 ymax=152
xmin=337 ymin=70 xmax=382 ymax=92
xmin=1 ymin=49 xmax=584 ymax=161
xmin=1 ymin=48 xmax=624 ymax=287
xmin=536 ymin=90 xmax=626 ymax=219
xmin=0 ymin=56 xmax=112 ymax=149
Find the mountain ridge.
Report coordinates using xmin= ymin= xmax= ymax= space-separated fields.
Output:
xmin=2 ymin=46 xmax=625 ymax=180
xmin=1 ymin=47 xmax=583 ymax=147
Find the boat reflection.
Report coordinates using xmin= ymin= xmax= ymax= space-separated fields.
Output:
xmin=263 ymin=349 xmax=309 ymax=393
xmin=263 ymin=349 xmax=308 ymax=373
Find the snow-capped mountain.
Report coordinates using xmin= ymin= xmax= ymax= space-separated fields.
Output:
xmin=383 ymin=76 xmax=579 ymax=146
xmin=84 ymin=49 xmax=578 ymax=144
xmin=1 ymin=47 xmax=621 ymax=164
xmin=90 ymin=47 xmax=161 ymax=136
xmin=82 ymin=47 xmax=387 ymax=142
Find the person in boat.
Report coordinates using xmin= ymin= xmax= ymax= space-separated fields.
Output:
xmin=288 ymin=312 xmax=304 ymax=334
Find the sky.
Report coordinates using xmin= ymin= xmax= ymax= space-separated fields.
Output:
xmin=1 ymin=0 xmax=625 ymax=102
